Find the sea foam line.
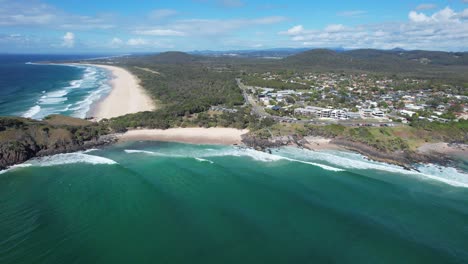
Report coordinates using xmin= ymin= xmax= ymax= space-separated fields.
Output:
xmin=276 ymin=147 xmax=468 ymax=188
xmin=21 ymin=64 xmax=111 ymax=119
xmin=0 ymin=153 xmax=118 ymax=174
xmin=124 ymin=148 xmax=343 ymax=172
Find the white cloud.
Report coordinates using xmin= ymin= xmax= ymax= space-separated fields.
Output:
xmin=461 ymin=9 xmax=468 ymax=19
xmin=409 ymin=11 xmax=431 ymax=22
xmin=325 ymin=24 xmax=345 ymax=32
xmin=280 ymin=7 xmax=468 ymax=51
xmin=139 ymin=16 xmax=287 ymax=37
xmin=0 ymin=0 xmax=115 ymax=29
xmin=281 ymin=25 xmax=305 ymax=35
xmin=109 ymin=37 xmax=123 ymax=48
xmin=127 ymin=38 xmax=148 ymax=46
xmin=134 ymin=29 xmax=186 ymax=36
xmin=62 ymin=32 xmax=75 ymax=48
xmin=416 ymin=4 xmax=437 ymax=10
xmin=409 ymin=7 xmax=458 ymax=23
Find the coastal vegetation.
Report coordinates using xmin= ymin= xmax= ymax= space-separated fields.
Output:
xmin=2 ymin=49 xmax=467 ymax=168
xmin=0 ymin=115 xmax=111 ymax=169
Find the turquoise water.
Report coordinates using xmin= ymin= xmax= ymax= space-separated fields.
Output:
xmin=1 ymin=141 xmax=467 ymax=263
xmin=0 ymin=54 xmax=111 ymax=119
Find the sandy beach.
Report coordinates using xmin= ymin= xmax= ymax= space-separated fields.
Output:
xmin=303 ymin=136 xmax=344 ymax=151
xmin=86 ymin=64 xmax=155 ymax=120
xmin=119 ymin=128 xmax=249 ymax=145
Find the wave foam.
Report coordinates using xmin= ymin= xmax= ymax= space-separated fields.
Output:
xmin=29 ymin=153 xmax=117 ymax=167
xmin=276 ymin=147 xmax=468 ymax=188
xmin=124 ymin=147 xmax=343 ymax=172
xmin=20 ymin=65 xmax=111 ymax=119
xmin=195 ymin=158 xmax=214 ymax=164
xmin=0 ymin=164 xmax=33 ymax=175
xmin=22 ymin=105 xmax=41 ymax=118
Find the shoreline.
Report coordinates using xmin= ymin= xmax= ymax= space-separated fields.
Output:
xmin=71 ymin=63 xmax=155 ymax=120
xmin=118 ymin=127 xmax=249 ymax=145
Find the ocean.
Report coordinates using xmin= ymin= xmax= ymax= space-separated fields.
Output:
xmin=1 ymin=141 xmax=468 ymax=263
xmin=1 ymin=55 xmax=468 ymax=263
xmin=0 ymin=54 xmax=112 ymax=119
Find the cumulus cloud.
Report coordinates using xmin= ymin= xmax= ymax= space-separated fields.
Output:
xmin=409 ymin=11 xmax=431 ymax=22
xmin=280 ymin=7 xmax=468 ymax=51
xmin=282 ymin=25 xmax=305 ymax=35
xmin=461 ymin=9 xmax=468 ymax=19
xmin=409 ymin=7 xmax=458 ymax=23
xmin=127 ymin=38 xmax=148 ymax=46
xmin=62 ymin=32 xmax=75 ymax=48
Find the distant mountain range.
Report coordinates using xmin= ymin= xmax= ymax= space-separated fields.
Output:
xmin=137 ymin=48 xmax=468 ymax=67
xmin=189 ymin=47 xmax=347 ymax=58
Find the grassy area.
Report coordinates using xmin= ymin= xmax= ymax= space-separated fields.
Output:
xmin=256 ymin=120 xmax=468 ymax=152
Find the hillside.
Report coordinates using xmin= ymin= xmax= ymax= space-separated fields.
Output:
xmin=0 ymin=115 xmax=112 ymax=169
xmin=280 ymin=49 xmax=468 ymax=81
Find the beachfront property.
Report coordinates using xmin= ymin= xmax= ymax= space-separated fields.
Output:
xmin=245 ymin=71 xmax=466 ymax=124
xmin=294 ymin=106 xmax=351 ymax=120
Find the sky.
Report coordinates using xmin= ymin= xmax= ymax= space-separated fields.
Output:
xmin=1 ymin=0 xmax=468 ymax=53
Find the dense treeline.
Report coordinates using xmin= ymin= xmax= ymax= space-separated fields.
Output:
xmin=103 ymin=60 xmax=245 ymax=129
xmin=93 ymin=50 xmax=468 ymax=131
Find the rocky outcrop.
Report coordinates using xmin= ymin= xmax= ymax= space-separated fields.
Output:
xmin=0 ymin=134 xmax=117 ymax=170
xmin=0 ymin=116 xmax=116 ymax=170
xmin=241 ymin=133 xmax=456 ymax=170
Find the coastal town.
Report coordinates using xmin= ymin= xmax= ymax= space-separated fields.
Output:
xmin=238 ymin=72 xmax=468 ymax=126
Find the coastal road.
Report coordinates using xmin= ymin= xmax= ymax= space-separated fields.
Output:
xmin=236 ymin=78 xmax=271 ymax=118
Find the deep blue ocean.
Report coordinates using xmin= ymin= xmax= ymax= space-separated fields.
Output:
xmin=0 ymin=54 xmax=113 ymax=119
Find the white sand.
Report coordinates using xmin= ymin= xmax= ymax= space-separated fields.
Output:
xmin=303 ymin=136 xmax=343 ymax=151
xmin=87 ymin=64 xmax=154 ymax=120
xmin=119 ymin=128 xmax=249 ymax=145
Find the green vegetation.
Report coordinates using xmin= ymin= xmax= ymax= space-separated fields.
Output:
xmin=0 ymin=115 xmax=111 ymax=169
xmin=251 ymin=120 xmax=467 ymax=153
xmin=103 ymin=58 xmax=245 ymax=129
xmin=0 ymin=115 xmax=109 ymax=145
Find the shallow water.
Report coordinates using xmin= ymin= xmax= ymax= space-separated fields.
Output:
xmin=1 ymin=141 xmax=467 ymax=263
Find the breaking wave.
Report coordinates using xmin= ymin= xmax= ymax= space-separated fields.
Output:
xmin=21 ymin=65 xmax=111 ymax=120
xmin=124 ymin=147 xmax=344 ymax=172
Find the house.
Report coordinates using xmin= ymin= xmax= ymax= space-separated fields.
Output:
xmin=400 ymin=110 xmax=416 ymax=117
xmin=320 ymin=109 xmax=332 ymax=118
xmin=372 ymin=110 xmax=385 ymax=118
xmin=331 ymin=110 xmax=348 ymax=119
xmin=361 ymin=109 xmax=374 ymax=118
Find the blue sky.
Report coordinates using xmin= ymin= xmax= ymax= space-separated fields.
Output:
xmin=1 ymin=0 xmax=468 ymax=53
